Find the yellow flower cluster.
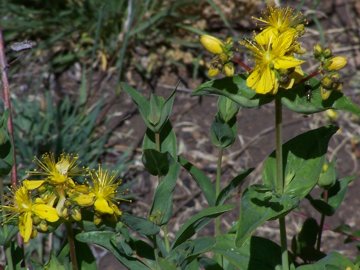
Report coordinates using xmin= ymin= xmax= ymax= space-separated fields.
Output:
xmin=1 ymin=153 xmax=123 ymax=243
xmin=199 ymin=5 xmax=347 ymax=99
xmin=199 ymin=35 xmax=235 ymax=77
xmin=313 ymin=44 xmax=347 ymax=100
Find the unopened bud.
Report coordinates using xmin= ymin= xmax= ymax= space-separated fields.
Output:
xmin=200 ymin=35 xmax=225 ymax=55
xmin=223 ymin=62 xmax=234 ymax=77
xmin=208 ymin=67 xmax=220 ymax=77
xmin=31 ymin=228 xmax=38 ymax=239
xmin=323 ymin=48 xmax=332 ymax=58
xmin=326 ymin=56 xmax=347 ymax=71
xmin=94 ymin=214 xmax=102 ymax=225
xmin=321 ymin=76 xmax=332 ymax=89
xmin=326 ymin=109 xmax=338 ymax=121
xmin=39 ymin=220 xmax=48 ymax=232
xmin=320 ymin=87 xmax=331 ymax=100
xmin=71 ymin=208 xmax=82 ymax=222
xmin=313 ymin=44 xmax=323 ymax=58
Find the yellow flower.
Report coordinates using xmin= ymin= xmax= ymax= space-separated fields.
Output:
xmin=244 ymin=30 xmax=304 ymax=94
xmin=1 ymin=186 xmax=59 ymax=243
xmin=26 ymin=153 xmax=85 ymax=186
xmin=200 ymin=35 xmax=225 ymax=55
xmin=325 ymin=56 xmax=347 ymax=71
xmin=72 ymin=166 xmax=122 ymax=218
xmin=254 ymin=5 xmax=305 ymax=45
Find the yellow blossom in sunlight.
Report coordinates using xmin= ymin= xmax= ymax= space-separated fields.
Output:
xmin=254 ymin=5 xmax=305 ymax=45
xmin=244 ymin=30 xmax=304 ymax=95
xmin=1 ymin=186 xmax=59 ymax=243
xmin=26 ymin=153 xmax=85 ymax=187
xmin=72 ymin=166 xmax=122 ymax=219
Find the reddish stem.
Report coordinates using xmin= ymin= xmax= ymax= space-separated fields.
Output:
xmin=233 ymin=56 xmax=252 ymax=72
xmin=0 ymin=28 xmax=17 ymax=187
xmin=299 ymin=70 xmax=321 ymax=84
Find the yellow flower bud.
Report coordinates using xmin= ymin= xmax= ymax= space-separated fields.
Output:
xmin=31 ymin=228 xmax=38 ymax=239
xmin=94 ymin=214 xmax=102 ymax=225
xmin=313 ymin=44 xmax=323 ymax=57
xmin=326 ymin=56 xmax=347 ymax=71
xmin=208 ymin=67 xmax=220 ymax=77
xmin=39 ymin=220 xmax=48 ymax=232
xmin=322 ymin=163 xmax=329 ymax=173
xmin=321 ymin=76 xmax=333 ymax=89
xmin=223 ymin=62 xmax=235 ymax=77
xmin=320 ymin=87 xmax=331 ymax=100
xmin=200 ymin=35 xmax=225 ymax=55
xmin=326 ymin=109 xmax=338 ymax=121
xmin=71 ymin=208 xmax=82 ymax=222
xmin=323 ymin=48 xmax=332 ymax=58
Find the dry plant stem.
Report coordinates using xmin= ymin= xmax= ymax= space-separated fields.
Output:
xmin=0 ymin=28 xmax=17 ymax=187
xmin=215 ymin=147 xmax=224 ymax=236
xmin=154 ymin=132 xmax=170 ymax=253
xmin=275 ymin=97 xmax=289 ymax=270
xmin=66 ymin=223 xmax=78 ymax=270
xmin=316 ymin=190 xmax=328 ymax=251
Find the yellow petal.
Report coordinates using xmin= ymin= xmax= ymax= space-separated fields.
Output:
xmin=22 ymin=180 xmax=45 ymax=190
xmin=273 ymin=56 xmax=304 ymax=69
xmin=94 ymin=198 xmax=114 ymax=215
xmin=255 ymin=27 xmax=277 ymax=45
xmin=272 ymin=29 xmax=296 ymax=56
xmin=32 ymin=204 xmax=59 ymax=222
xmin=19 ymin=212 xmax=33 ymax=243
xmin=109 ymin=202 xmax=122 ymax=216
xmin=200 ymin=35 xmax=225 ymax=54
xmin=72 ymin=193 xmax=95 ymax=207
xmin=326 ymin=56 xmax=347 ymax=71
xmin=255 ymin=66 xmax=275 ymax=94
xmin=246 ymin=68 xmax=261 ymax=89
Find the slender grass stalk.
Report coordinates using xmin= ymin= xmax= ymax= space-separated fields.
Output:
xmin=275 ymin=97 xmax=289 ymax=270
xmin=215 ymin=147 xmax=223 ymax=236
xmin=0 ymin=28 xmax=17 ymax=187
xmin=154 ymin=132 xmax=170 ymax=253
xmin=65 ymin=223 xmax=78 ymax=270
xmin=316 ymin=190 xmax=328 ymax=251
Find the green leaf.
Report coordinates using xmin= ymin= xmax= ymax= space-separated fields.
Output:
xmin=172 ymin=204 xmax=234 ymax=249
xmin=213 ymin=234 xmax=282 ymax=270
xmin=76 ymin=231 xmax=147 ymax=269
xmin=280 ymin=78 xmax=360 ymax=116
xmin=296 ymin=252 xmax=356 ymax=270
xmin=75 ymin=241 xmax=97 ymax=270
xmin=217 ymin=96 xmax=239 ymax=123
xmin=263 ymin=126 xmax=338 ymax=199
xmin=291 ymin=218 xmax=325 ymax=262
xmin=210 ymin=116 xmax=236 ymax=148
xmin=236 ymin=185 xmax=299 ymax=247
xmin=121 ymin=82 xmax=150 ymax=126
xmin=216 ymin=168 xmax=253 ymax=206
xmin=193 ymin=75 xmax=273 ymax=108
xmin=167 ymin=237 xmax=216 ymax=268
xmin=149 ymin=157 xmax=181 ymax=225
xmin=178 ymin=156 xmax=216 ymax=206
xmin=142 ymin=149 xmax=170 ymax=176
xmin=44 ymin=254 xmax=66 ymax=270
xmin=142 ymin=121 xmax=177 ymax=158
xmin=157 ymin=258 xmax=178 ymax=270
xmin=121 ymin=212 xmax=160 ymax=236
xmin=308 ymin=176 xmax=355 ymax=216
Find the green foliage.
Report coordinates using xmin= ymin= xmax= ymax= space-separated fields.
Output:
xmin=194 ymin=75 xmax=360 ymax=117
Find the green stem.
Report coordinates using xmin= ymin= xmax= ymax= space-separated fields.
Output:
xmin=275 ymin=97 xmax=289 ymax=270
xmin=5 ymin=235 xmax=14 ymax=270
xmin=215 ymin=147 xmax=224 ymax=236
xmin=316 ymin=190 xmax=328 ymax=251
xmin=155 ymin=132 xmax=170 ymax=253
xmin=66 ymin=223 xmax=78 ymax=270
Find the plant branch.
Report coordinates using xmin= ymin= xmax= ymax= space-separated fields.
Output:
xmin=66 ymin=223 xmax=78 ymax=270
